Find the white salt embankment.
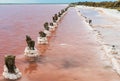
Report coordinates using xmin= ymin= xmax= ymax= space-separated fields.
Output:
xmin=76 ymin=5 xmax=120 ymax=75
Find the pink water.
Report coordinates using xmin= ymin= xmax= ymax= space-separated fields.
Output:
xmin=0 ymin=5 xmax=120 ymax=81
xmin=0 ymin=4 xmax=67 ymax=72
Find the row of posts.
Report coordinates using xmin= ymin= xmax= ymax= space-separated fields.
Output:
xmin=3 ymin=6 xmax=70 ymax=80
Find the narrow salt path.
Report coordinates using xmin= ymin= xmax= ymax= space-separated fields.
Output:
xmin=16 ymin=7 xmax=120 ymax=81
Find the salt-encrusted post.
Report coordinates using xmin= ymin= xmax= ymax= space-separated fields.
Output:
xmin=38 ymin=31 xmax=48 ymax=44
xmin=3 ymin=55 xmax=22 ymax=80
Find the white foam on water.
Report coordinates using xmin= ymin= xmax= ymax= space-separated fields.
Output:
xmin=60 ymin=43 xmax=67 ymax=46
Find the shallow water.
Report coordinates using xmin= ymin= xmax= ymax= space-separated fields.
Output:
xmin=0 ymin=5 xmax=120 ymax=81
xmin=0 ymin=4 xmax=66 ymax=72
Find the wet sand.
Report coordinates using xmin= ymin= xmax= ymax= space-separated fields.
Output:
xmin=0 ymin=5 xmax=120 ymax=81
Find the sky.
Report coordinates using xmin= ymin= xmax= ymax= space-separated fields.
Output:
xmin=0 ymin=0 xmax=117 ymax=3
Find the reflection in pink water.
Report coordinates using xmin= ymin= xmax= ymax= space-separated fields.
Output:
xmin=0 ymin=4 xmax=67 ymax=73
xmin=0 ymin=5 xmax=120 ymax=81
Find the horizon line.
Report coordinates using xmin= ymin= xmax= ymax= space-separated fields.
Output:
xmin=0 ymin=0 xmax=117 ymax=4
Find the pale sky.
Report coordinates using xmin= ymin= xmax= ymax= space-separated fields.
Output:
xmin=0 ymin=0 xmax=117 ymax=3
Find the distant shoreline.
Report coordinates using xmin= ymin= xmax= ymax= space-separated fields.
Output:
xmin=0 ymin=3 xmax=69 ymax=5
xmin=70 ymin=1 xmax=120 ymax=11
